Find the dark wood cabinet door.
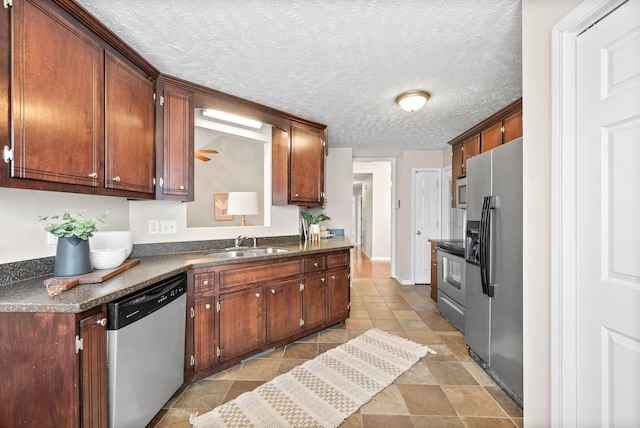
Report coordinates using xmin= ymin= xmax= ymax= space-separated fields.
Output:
xmin=193 ymin=297 xmax=217 ymax=374
xmin=303 ymin=272 xmax=327 ymax=331
xmin=271 ymin=126 xmax=290 ymax=206
xmin=481 ymin=121 xmax=503 ymax=153
xmin=219 ymin=287 xmax=264 ymax=362
xmin=503 ymin=108 xmax=523 ymax=144
xmin=462 ymin=134 xmax=480 ymax=173
xmin=10 ymin=0 xmax=103 ymax=187
xmin=266 ymin=278 xmax=302 ymax=344
xmin=158 ymin=83 xmax=193 ymax=200
xmin=104 ymin=51 xmax=155 ymax=194
xmin=290 ymin=124 xmax=325 ymax=205
xmin=79 ymin=311 xmax=108 ymax=428
xmin=327 ymin=268 xmax=350 ymax=323
xmin=430 ymin=242 xmax=438 ymax=302
xmin=451 ymin=143 xmax=463 ymax=207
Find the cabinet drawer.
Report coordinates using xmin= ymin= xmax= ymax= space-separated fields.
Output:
xmin=303 ymin=255 xmax=326 ymax=273
xmin=194 ymin=272 xmax=216 ymax=294
xmin=219 ymin=260 xmax=301 ymax=291
xmin=327 ymin=251 xmax=349 ymax=269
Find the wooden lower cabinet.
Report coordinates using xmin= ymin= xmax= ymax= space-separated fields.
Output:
xmin=193 ymin=296 xmax=217 ymax=373
xmin=266 ymin=278 xmax=303 ymax=344
xmin=0 ymin=308 xmax=107 ymax=428
xmin=327 ymin=267 xmax=350 ymax=323
xmin=303 ymin=272 xmax=328 ymax=331
xmin=189 ymin=249 xmax=351 ymax=382
xmin=430 ymin=241 xmax=438 ymax=301
xmin=219 ymin=286 xmax=265 ymax=363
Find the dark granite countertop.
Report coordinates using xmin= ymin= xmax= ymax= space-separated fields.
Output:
xmin=0 ymin=238 xmax=353 ymax=313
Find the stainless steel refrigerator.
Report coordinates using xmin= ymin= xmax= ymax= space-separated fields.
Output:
xmin=465 ymin=137 xmax=523 ymax=406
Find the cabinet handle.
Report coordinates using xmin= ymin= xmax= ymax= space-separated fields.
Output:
xmin=203 ymin=280 xmax=209 ymax=286
xmin=88 ymin=172 xmax=98 ymax=179
xmin=205 ymin=303 xmax=211 ymax=309
xmin=97 ymin=318 xmax=107 ymax=327
xmin=255 ymin=292 xmax=261 ymax=298
xmin=179 ymin=185 xmax=185 ymax=190
xmin=112 ymin=176 xmax=121 ymax=182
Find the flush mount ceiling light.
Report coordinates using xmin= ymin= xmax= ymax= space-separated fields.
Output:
xmin=395 ymin=90 xmax=431 ymax=112
xmin=202 ymin=109 xmax=263 ymax=129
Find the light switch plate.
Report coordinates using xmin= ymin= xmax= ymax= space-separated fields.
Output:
xmin=160 ymin=220 xmax=177 ymax=234
xmin=47 ymin=233 xmax=58 ymax=245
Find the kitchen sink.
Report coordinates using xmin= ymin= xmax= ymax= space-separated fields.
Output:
xmin=248 ymin=247 xmax=290 ymax=254
xmin=205 ymin=251 xmax=253 ymax=259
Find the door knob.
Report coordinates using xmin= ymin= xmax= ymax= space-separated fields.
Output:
xmin=417 ymin=231 xmax=422 ymax=235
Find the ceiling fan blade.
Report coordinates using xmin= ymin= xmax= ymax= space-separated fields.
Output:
xmin=194 ymin=153 xmax=211 ymax=162
xmin=196 ymin=149 xmax=219 ymax=154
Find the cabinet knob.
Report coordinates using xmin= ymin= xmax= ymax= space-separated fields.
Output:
xmin=320 ymin=278 xmax=325 ymax=282
xmin=331 ymin=275 xmax=336 ymax=280
xmin=179 ymin=185 xmax=185 ymax=190
xmin=270 ymin=289 xmax=276 ymax=294
xmin=205 ymin=303 xmax=211 ymax=309
xmin=112 ymin=176 xmax=121 ymax=182
xmin=255 ymin=292 xmax=261 ymax=298
xmin=203 ymin=280 xmax=209 ymax=286
xmin=88 ymin=172 xmax=98 ymax=179
xmin=97 ymin=318 xmax=107 ymax=327
xmin=314 ymin=262 xmax=318 ymax=267
xmin=294 ymin=193 xmax=299 ymax=197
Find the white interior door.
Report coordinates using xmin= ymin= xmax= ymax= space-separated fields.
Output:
xmin=576 ymin=1 xmax=640 ymax=426
xmin=413 ymin=170 xmax=440 ymax=284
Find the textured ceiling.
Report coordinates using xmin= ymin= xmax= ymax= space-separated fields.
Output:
xmin=77 ymin=0 xmax=522 ymax=157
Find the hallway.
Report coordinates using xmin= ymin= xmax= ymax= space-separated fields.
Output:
xmin=151 ymin=246 xmax=523 ymax=427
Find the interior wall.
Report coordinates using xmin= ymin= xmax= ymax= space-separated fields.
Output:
xmin=361 ymin=176 xmax=374 ymax=257
xmin=394 ymin=150 xmax=444 ymax=284
xmin=0 ymin=187 xmax=130 ymax=264
xmin=314 ymin=147 xmax=353 ymax=239
xmin=353 ymin=161 xmax=392 ymax=261
xmin=522 ymin=0 xmax=582 ymax=425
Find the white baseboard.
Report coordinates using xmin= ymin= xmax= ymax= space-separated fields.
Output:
xmin=392 ymin=275 xmax=413 ymax=286
xmin=370 ymin=256 xmax=391 ymax=262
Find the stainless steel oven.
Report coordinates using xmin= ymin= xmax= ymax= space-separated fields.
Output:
xmin=436 ymin=242 xmax=466 ymax=332
xmin=456 ymin=175 xmax=467 ymax=209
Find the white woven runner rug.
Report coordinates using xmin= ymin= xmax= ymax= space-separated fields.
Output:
xmin=190 ymin=328 xmax=436 ymax=428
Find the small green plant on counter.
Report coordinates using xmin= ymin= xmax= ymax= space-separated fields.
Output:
xmin=39 ymin=211 xmax=107 ymax=240
xmin=301 ymin=211 xmax=331 ymax=224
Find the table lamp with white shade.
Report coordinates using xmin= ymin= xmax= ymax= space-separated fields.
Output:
xmin=226 ymin=192 xmax=259 ymax=226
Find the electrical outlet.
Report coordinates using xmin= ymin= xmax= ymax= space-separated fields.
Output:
xmin=47 ymin=233 xmax=58 ymax=245
xmin=160 ymin=220 xmax=177 ymax=234
xmin=148 ymin=220 xmax=159 ymax=234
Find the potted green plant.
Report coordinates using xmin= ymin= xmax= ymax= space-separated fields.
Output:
xmin=301 ymin=211 xmax=330 ymax=239
xmin=40 ymin=211 xmax=107 ymax=277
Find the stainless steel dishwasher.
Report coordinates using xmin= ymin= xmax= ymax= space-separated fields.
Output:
xmin=107 ymin=273 xmax=187 ymax=428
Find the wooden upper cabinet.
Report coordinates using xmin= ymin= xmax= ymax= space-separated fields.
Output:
xmin=481 ymin=121 xmax=503 ymax=153
xmin=10 ymin=0 xmax=104 ymax=187
xmin=451 ymin=143 xmax=463 ymax=207
xmin=503 ymin=108 xmax=523 ymax=144
xmin=290 ymin=124 xmax=325 ymax=205
xmin=462 ymin=134 xmax=480 ymax=173
xmin=104 ymin=52 xmax=155 ymax=194
xmin=156 ymin=79 xmax=194 ymax=200
xmin=272 ymin=122 xmax=326 ymax=207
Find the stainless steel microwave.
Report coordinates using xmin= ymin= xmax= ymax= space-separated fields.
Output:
xmin=456 ymin=175 xmax=467 ymax=209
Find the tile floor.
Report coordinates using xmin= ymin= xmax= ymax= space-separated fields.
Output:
xmin=149 ymin=248 xmax=523 ymax=428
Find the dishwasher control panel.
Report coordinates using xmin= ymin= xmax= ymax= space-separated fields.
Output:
xmin=107 ymin=273 xmax=187 ymax=330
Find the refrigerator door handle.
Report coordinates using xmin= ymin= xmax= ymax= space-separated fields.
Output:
xmin=479 ymin=197 xmax=489 ymax=295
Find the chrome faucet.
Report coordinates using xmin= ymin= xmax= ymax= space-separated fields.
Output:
xmin=234 ymin=235 xmax=247 ymax=248
xmin=248 ymin=236 xmax=257 ymax=248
